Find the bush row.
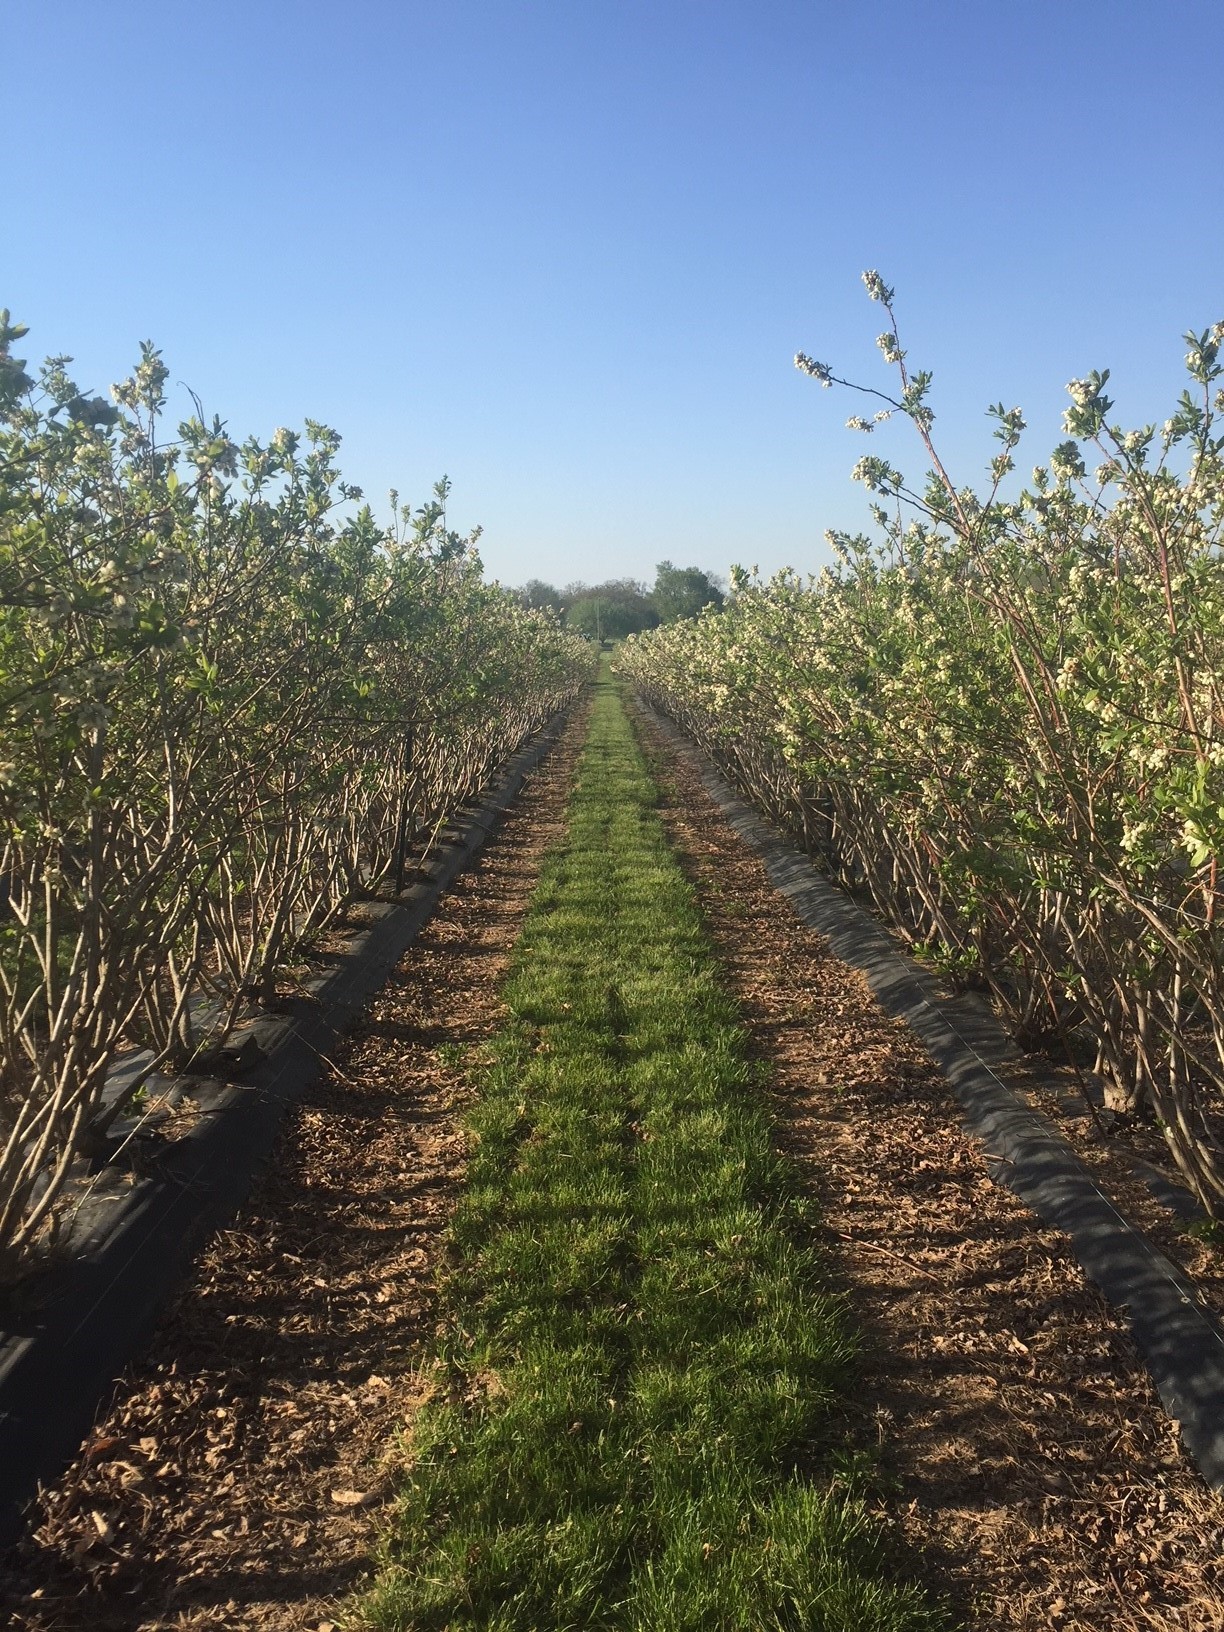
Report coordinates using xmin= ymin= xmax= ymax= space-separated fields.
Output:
xmin=621 ymin=277 xmax=1224 ymax=1216
xmin=0 ymin=312 xmax=592 ymax=1266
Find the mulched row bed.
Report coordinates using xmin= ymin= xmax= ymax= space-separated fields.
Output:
xmin=631 ymin=701 xmax=1224 ymax=1632
xmin=0 ymin=707 xmax=589 ymax=1632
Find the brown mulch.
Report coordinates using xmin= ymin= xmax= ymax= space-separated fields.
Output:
xmin=0 ymin=707 xmax=588 ymax=1632
xmin=631 ymin=703 xmax=1224 ymax=1632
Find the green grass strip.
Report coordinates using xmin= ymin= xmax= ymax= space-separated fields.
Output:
xmin=361 ymin=668 xmax=947 ymax=1632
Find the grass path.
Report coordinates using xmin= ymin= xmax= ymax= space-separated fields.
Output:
xmin=361 ymin=670 xmax=945 ymax=1631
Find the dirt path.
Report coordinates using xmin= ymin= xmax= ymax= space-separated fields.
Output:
xmin=631 ymin=702 xmax=1224 ymax=1632
xmin=0 ymin=707 xmax=588 ymax=1632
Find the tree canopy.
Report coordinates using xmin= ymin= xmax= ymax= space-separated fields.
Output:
xmin=563 ymin=578 xmax=658 ymax=639
xmin=516 ymin=578 xmax=564 ymax=613
xmin=650 ymin=560 xmax=724 ymax=622
xmin=512 ymin=562 xmax=725 ymax=639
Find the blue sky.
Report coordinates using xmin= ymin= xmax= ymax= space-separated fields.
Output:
xmin=4 ymin=1 xmax=1221 ymax=590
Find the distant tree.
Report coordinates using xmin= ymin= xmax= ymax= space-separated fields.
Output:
xmin=516 ymin=578 xmax=563 ymax=612
xmin=649 ymin=560 xmax=725 ymax=623
xmin=563 ymin=578 xmax=659 ymax=640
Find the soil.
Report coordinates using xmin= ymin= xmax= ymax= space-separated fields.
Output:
xmin=0 ymin=706 xmax=588 ymax=1632
xmin=631 ymin=702 xmax=1224 ymax=1632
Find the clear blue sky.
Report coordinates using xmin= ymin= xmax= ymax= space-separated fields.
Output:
xmin=4 ymin=1 xmax=1221 ymax=590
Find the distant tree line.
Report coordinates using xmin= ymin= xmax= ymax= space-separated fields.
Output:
xmin=516 ymin=561 xmax=724 ymax=639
